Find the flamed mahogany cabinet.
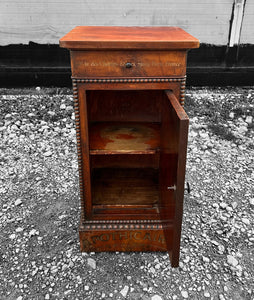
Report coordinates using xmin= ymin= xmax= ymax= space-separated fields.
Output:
xmin=60 ymin=26 xmax=199 ymax=267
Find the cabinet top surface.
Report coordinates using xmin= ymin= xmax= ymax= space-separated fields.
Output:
xmin=59 ymin=26 xmax=199 ymax=50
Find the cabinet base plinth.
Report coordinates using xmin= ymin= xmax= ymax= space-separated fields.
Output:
xmin=79 ymin=223 xmax=170 ymax=252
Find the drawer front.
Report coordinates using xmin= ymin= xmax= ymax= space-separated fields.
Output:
xmin=71 ymin=50 xmax=186 ymax=78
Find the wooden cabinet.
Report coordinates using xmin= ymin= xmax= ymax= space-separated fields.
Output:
xmin=60 ymin=26 xmax=199 ymax=267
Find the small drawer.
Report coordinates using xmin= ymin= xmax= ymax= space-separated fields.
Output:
xmin=70 ymin=50 xmax=186 ymax=78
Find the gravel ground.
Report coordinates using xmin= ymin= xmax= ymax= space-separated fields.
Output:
xmin=0 ymin=87 xmax=253 ymax=300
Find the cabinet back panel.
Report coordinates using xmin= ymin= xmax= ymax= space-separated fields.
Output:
xmin=91 ymin=153 xmax=160 ymax=169
xmin=87 ymin=90 xmax=163 ymax=123
xmin=91 ymin=168 xmax=159 ymax=206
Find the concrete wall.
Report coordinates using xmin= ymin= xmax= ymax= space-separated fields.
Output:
xmin=1 ymin=0 xmax=251 ymax=46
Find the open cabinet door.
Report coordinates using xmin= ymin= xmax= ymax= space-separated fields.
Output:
xmin=159 ymin=90 xmax=189 ymax=267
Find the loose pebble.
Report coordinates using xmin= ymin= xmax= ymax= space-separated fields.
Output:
xmin=242 ymin=218 xmax=250 ymax=225
xmin=202 ymin=256 xmax=210 ymax=263
xmin=218 ymin=244 xmax=225 ymax=253
xmin=15 ymin=227 xmax=23 ymax=232
xmin=43 ymin=150 xmax=52 ymax=157
xmin=29 ymin=229 xmax=38 ymax=236
xmin=120 ymin=285 xmax=129 ymax=298
xmin=151 ymin=295 xmax=163 ymax=300
xmin=227 ymin=255 xmax=238 ymax=267
xmin=245 ymin=116 xmax=253 ymax=124
xmin=87 ymin=258 xmax=96 ymax=269
xmin=181 ymin=291 xmax=188 ymax=298
xmin=15 ymin=199 xmax=23 ymax=206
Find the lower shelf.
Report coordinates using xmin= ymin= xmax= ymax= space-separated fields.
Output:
xmin=91 ymin=168 xmax=159 ymax=206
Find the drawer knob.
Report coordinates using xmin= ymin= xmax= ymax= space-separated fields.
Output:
xmin=125 ymin=62 xmax=133 ymax=68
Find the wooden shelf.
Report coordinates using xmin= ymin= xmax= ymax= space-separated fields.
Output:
xmin=89 ymin=122 xmax=160 ymax=155
xmin=91 ymin=168 xmax=159 ymax=205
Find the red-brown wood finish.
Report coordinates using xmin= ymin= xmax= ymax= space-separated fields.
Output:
xmin=59 ymin=26 xmax=199 ymax=50
xmin=60 ymin=26 xmax=199 ymax=267
xmin=79 ymin=227 xmax=171 ymax=252
xmin=70 ymin=50 xmax=187 ymax=78
xmin=160 ymin=91 xmax=189 ymax=267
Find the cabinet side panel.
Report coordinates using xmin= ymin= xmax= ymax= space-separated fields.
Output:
xmin=77 ymin=84 xmax=92 ymax=220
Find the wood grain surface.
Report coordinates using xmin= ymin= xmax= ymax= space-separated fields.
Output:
xmin=63 ymin=26 xmax=198 ymax=266
xmin=60 ymin=26 xmax=199 ymax=50
xmin=89 ymin=122 xmax=160 ymax=155
xmin=91 ymin=168 xmax=159 ymax=205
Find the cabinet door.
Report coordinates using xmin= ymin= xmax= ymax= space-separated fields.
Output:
xmin=159 ymin=90 xmax=189 ymax=267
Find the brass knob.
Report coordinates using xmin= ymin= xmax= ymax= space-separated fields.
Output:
xmin=125 ymin=62 xmax=133 ymax=68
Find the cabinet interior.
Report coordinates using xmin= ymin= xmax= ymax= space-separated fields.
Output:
xmin=87 ymin=90 xmax=177 ymax=217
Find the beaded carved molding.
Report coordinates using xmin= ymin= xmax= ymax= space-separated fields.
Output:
xmin=72 ymin=77 xmax=185 ymax=83
xmin=72 ymin=77 xmax=186 ymax=106
xmin=72 ymin=79 xmax=86 ymax=222
xmin=80 ymin=219 xmax=171 ymax=230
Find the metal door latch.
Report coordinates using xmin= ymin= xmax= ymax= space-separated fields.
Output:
xmin=167 ymin=185 xmax=176 ymax=191
xmin=167 ymin=182 xmax=191 ymax=194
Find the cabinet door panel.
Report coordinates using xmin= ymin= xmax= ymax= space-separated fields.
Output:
xmin=159 ymin=90 xmax=189 ymax=267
